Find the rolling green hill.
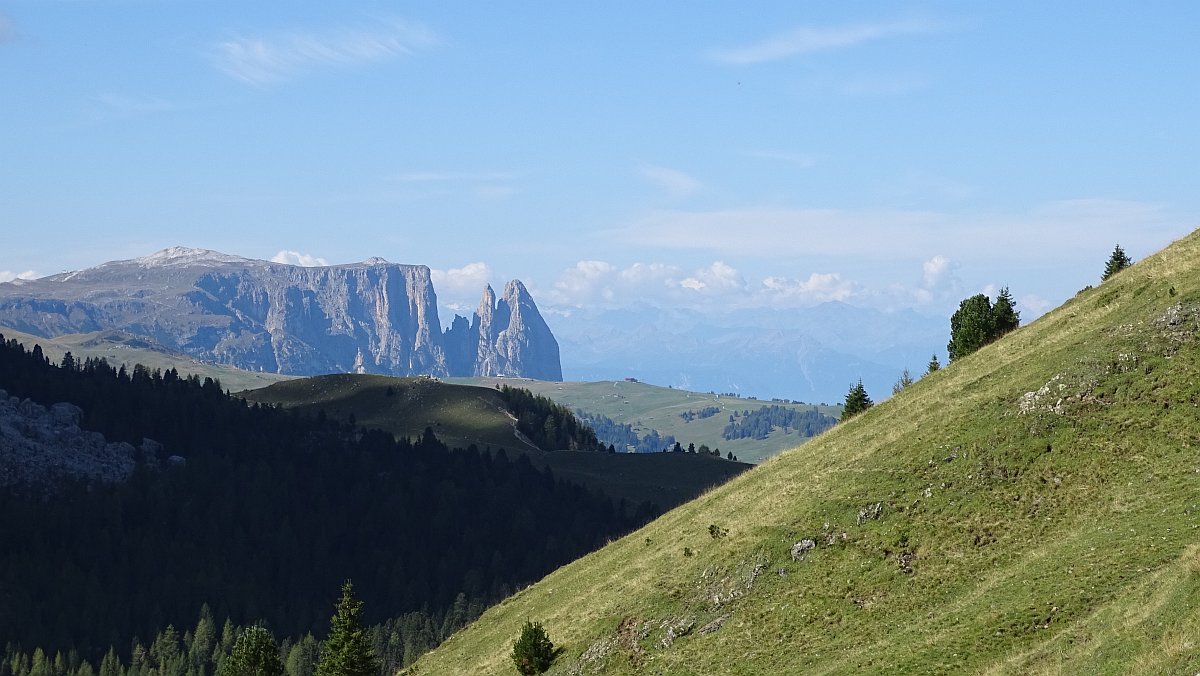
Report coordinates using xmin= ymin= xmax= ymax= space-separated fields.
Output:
xmin=449 ymin=377 xmax=842 ymax=464
xmin=0 ymin=327 xmax=293 ymax=393
xmin=241 ymin=375 xmax=749 ymax=511
xmin=409 ymin=230 xmax=1200 ymax=675
xmin=243 ymin=374 xmax=537 ymax=452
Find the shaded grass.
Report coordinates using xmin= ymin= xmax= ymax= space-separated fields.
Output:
xmin=242 ymin=374 xmax=749 ymax=511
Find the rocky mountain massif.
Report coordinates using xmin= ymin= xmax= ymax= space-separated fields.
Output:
xmin=0 ymin=247 xmax=561 ymax=380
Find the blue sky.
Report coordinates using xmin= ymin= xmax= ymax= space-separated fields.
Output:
xmin=2 ymin=1 xmax=1197 ymax=321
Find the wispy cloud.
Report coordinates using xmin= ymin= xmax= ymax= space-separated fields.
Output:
xmin=0 ymin=13 xmax=14 ymax=43
xmin=616 ymin=199 xmax=1178 ymax=262
xmin=271 ymin=250 xmax=329 ymax=267
xmin=711 ymin=18 xmax=945 ymax=65
xmin=94 ymin=93 xmax=174 ymax=117
xmin=390 ymin=170 xmax=518 ymax=183
xmin=745 ymin=150 xmax=818 ymax=168
xmin=388 ymin=170 xmax=521 ymax=201
xmin=212 ymin=18 xmax=436 ymax=85
xmin=637 ymin=164 xmax=701 ymax=198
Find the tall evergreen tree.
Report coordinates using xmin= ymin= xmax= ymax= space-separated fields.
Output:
xmin=188 ymin=605 xmax=216 ymax=674
xmin=98 ymin=648 xmax=122 ymax=676
xmin=315 ymin=581 xmax=379 ymax=676
xmin=217 ymin=625 xmax=284 ymax=676
xmin=992 ymin=286 xmax=1020 ymax=336
xmin=1103 ymin=244 xmax=1133 ymax=281
xmin=840 ymin=380 xmax=873 ymax=422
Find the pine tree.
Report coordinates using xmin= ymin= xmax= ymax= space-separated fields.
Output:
xmin=315 ymin=581 xmax=379 ymax=676
xmin=510 ymin=621 xmax=556 ymax=675
xmin=992 ymin=286 xmax=1020 ymax=336
xmin=947 ymin=293 xmax=995 ymax=361
xmin=840 ymin=380 xmax=873 ymax=422
xmin=217 ymin=625 xmax=284 ymax=676
xmin=926 ymin=353 xmax=941 ymax=375
xmin=98 ymin=648 xmax=122 ymax=676
xmin=891 ymin=368 xmax=914 ymax=395
xmin=285 ymin=634 xmax=320 ymax=676
xmin=189 ymin=604 xmax=216 ymax=674
xmin=1103 ymin=244 xmax=1133 ymax=281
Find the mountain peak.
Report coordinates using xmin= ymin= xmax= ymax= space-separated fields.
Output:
xmin=133 ymin=247 xmax=250 ymax=268
xmin=502 ymin=279 xmax=532 ymax=301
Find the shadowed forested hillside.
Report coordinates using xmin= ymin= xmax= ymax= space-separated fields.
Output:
xmin=0 ymin=334 xmax=649 ymax=670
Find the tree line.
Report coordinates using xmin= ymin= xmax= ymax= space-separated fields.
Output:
xmin=571 ymin=410 xmax=677 ymax=454
xmin=678 ymin=406 xmax=720 ymax=422
xmin=497 ymin=385 xmax=603 ymax=451
xmin=722 ymin=405 xmax=837 ymax=441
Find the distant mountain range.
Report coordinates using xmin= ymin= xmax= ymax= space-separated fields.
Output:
xmin=0 ymin=247 xmax=562 ymax=381
xmin=547 ymin=302 xmax=947 ymax=404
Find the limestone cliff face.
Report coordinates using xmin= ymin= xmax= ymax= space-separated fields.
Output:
xmin=0 ymin=247 xmax=562 ymax=380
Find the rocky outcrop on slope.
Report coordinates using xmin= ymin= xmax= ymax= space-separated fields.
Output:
xmin=0 ymin=247 xmax=562 ymax=380
xmin=0 ymin=389 xmax=136 ymax=487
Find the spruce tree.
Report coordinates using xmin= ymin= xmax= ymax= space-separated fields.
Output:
xmin=840 ymin=380 xmax=873 ymax=421
xmin=1103 ymin=244 xmax=1133 ymax=281
xmin=892 ymin=368 xmax=914 ymax=395
xmin=926 ymin=354 xmax=941 ymax=375
xmin=315 ymin=581 xmax=379 ymax=676
xmin=218 ymin=626 xmax=284 ymax=676
xmin=992 ymin=286 xmax=1020 ymax=336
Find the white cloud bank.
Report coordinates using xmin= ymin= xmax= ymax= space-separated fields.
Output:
xmin=271 ymin=250 xmax=329 ymax=267
xmin=212 ymin=18 xmax=436 ymax=85
xmin=534 ymin=252 xmax=1060 ymax=320
xmin=431 ymin=262 xmax=493 ymax=304
xmin=543 ymin=259 xmax=865 ymax=309
xmin=0 ymin=270 xmax=37 ymax=283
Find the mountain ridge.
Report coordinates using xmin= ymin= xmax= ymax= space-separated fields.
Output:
xmin=0 ymin=247 xmax=562 ymax=381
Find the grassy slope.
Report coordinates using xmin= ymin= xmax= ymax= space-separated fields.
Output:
xmin=450 ymin=377 xmax=842 ymax=464
xmin=242 ymin=374 xmax=534 ymax=453
xmin=0 ymin=327 xmax=293 ymax=393
xmin=410 ymin=230 xmax=1200 ymax=675
xmin=241 ymin=374 xmax=748 ymax=510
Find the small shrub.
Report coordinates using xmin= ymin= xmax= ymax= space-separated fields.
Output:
xmin=708 ymin=524 xmax=728 ymax=539
xmin=683 ymin=547 xmax=694 ymax=557
xmin=511 ymin=621 xmax=555 ymax=675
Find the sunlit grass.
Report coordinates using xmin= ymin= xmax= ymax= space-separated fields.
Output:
xmin=408 ymin=230 xmax=1200 ymax=675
